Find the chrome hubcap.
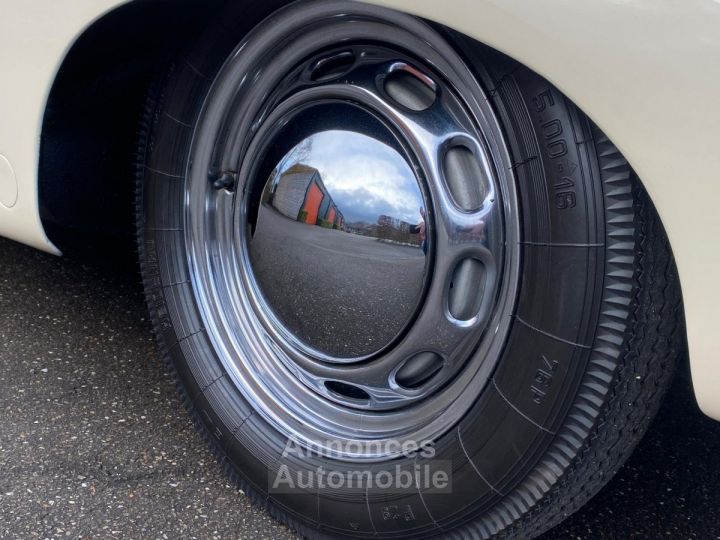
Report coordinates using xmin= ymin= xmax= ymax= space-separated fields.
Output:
xmin=185 ymin=4 xmax=519 ymax=460
xmin=247 ymin=103 xmax=430 ymax=360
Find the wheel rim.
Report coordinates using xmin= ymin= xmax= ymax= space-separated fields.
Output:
xmin=185 ymin=1 xmax=519 ymax=461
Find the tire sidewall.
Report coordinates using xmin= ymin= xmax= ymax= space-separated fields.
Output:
xmin=139 ymin=3 xmax=636 ymax=538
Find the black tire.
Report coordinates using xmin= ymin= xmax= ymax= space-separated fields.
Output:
xmin=136 ymin=2 xmax=684 ymax=538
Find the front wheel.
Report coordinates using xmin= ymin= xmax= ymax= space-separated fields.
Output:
xmin=137 ymin=1 xmax=684 ymax=538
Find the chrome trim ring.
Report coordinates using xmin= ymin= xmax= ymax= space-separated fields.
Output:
xmin=185 ymin=1 xmax=519 ymax=461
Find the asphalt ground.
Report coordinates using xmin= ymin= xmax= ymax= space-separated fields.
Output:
xmin=0 ymin=235 xmax=718 ymax=539
xmin=250 ymin=206 xmax=425 ymax=358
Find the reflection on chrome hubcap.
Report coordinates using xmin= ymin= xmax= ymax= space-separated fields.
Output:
xmin=248 ymin=107 xmax=429 ymax=359
xmin=185 ymin=4 xmax=519 ymax=460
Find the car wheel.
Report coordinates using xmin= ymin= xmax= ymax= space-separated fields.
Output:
xmin=137 ymin=1 xmax=684 ymax=537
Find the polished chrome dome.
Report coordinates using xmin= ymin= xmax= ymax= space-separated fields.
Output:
xmin=247 ymin=105 xmax=429 ymax=359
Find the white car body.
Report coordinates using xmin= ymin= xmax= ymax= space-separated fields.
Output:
xmin=1 ymin=0 xmax=718 ymax=417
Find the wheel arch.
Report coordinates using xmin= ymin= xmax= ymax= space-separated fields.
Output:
xmin=37 ymin=0 xmax=230 ymax=253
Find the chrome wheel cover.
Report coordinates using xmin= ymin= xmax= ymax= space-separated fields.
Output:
xmin=185 ymin=2 xmax=519 ymax=461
